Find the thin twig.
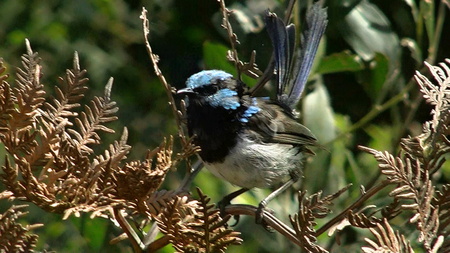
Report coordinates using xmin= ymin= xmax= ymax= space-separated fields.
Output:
xmin=113 ymin=208 xmax=144 ymax=252
xmin=177 ymin=159 xmax=203 ymax=194
xmin=145 ymin=235 xmax=171 ymax=252
xmin=140 ymin=8 xmax=187 ymax=146
xmin=218 ymin=0 xmax=241 ymax=79
xmin=223 ymin=204 xmax=302 ymax=247
xmin=426 ymin=0 xmax=446 ymax=65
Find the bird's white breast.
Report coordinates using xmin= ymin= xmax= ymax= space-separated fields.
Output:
xmin=204 ymin=134 xmax=303 ymax=189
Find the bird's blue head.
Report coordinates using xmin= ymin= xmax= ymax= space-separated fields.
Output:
xmin=178 ymin=70 xmax=240 ymax=110
xmin=185 ymin=70 xmax=233 ymax=90
xmin=178 ymin=70 xmax=261 ymax=122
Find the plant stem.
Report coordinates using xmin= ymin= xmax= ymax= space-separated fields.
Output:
xmin=427 ymin=0 xmax=446 ymax=65
xmin=140 ymin=8 xmax=187 ymax=146
xmin=113 ymin=208 xmax=144 ymax=252
xmin=224 ymin=204 xmax=303 ymax=247
xmin=315 ymin=180 xmax=391 ymax=236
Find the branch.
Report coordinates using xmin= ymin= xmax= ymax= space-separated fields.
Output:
xmin=140 ymin=8 xmax=187 ymax=146
xmin=315 ymin=180 xmax=391 ymax=236
xmin=223 ymin=204 xmax=302 ymax=246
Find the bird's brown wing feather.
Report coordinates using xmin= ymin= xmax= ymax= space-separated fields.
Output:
xmin=245 ymin=98 xmax=318 ymax=149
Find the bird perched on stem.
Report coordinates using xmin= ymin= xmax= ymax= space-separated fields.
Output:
xmin=177 ymin=2 xmax=328 ymax=224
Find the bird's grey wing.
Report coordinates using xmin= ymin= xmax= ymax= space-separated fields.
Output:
xmin=244 ymin=98 xmax=317 ymax=149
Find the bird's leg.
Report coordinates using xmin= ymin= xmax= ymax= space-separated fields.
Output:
xmin=256 ymin=172 xmax=300 ymax=226
xmin=218 ymin=188 xmax=249 ymax=226
xmin=218 ymin=187 xmax=249 ymax=212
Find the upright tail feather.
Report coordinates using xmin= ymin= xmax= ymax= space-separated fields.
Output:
xmin=288 ymin=2 xmax=328 ymax=108
xmin=265 ymin=2 xmax=328 ymax=110
xmin=264 ymin=11 xmax=296 ymax=103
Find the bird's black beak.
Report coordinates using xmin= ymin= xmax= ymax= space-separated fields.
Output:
xmin=176 ymin=87 xmax=195 ymax=96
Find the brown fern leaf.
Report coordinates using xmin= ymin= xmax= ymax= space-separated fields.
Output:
xmin=361 ymin=219 xmax=414 ymax=253
xmin=2 ymin=40 xmax=44 ymax=159
xmin=290 ymin=187 xmax=350 ymax=253
xmin=381 ymin=199 xmax=402 ymax=221
xmin=27 ymin=52 xmax=90 ymax=166
xmin=433 ymin=184 xmax=450 ymax=251
xmin=360 ymin=147 xmax=440 ymax=250
xmin=0 ymin=205 xmax=42 ymax=253
xmin=115 ymin=137 xmax=172 ymax=206
xmin=347 ymin=210 xmax=380 ymax=228
xmin=15 ymin=52 xmax=91 ymax=171
xmin=155 ymin=189 xmax=242 ymax=253
xmin=144 ymin=190 xmax=188 ymax=217
xmin=13 ymin=40 xmax=46 ymax=123
xmin=414 ymin=60 xmax=450 ymax=129
xmin=45 ymin=51 xmax=88 ymax=123
xmin=185 ymin=188 xmax=242 ymax=253
xmin=67 ymin=78 xmax=118 ymax=154
xmin=11 ymin=42 xmax=44 ymax=128
xmin=94 ymin=127 xmax=131 ymax=171
xmin=155 ymin=196 xmax=199 ymax=252
xmin=0 ymin=59 xmax=14 ymax=137
xmin=218 ymin=0 xmax=262 ymax=80
xmin=411 ymin=59 xmax=450 ymax=175
xmin=0 ymin=156 xmax=24 ymax=197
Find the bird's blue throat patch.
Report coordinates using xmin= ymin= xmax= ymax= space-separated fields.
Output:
xmin=240 ymin=98 xmax=261 ymax=123
xmin=206 ymin=88 xmax=240 ymax=110
xmin=186 ymin=70 xmax=233 ymax=89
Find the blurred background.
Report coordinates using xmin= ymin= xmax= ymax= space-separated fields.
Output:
xmin=0 ymin=0 xmax=449 ymax=252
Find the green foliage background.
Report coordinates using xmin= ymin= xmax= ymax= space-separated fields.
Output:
xmin=0 ymin=0 xmax=449 ymax=252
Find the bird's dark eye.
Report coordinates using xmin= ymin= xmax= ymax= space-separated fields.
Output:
xmin=195 ymin=85 xmax=220 ymax=95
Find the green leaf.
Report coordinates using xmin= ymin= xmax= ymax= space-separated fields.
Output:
xmin=81 ymin=216 xmax=109 ymax=251
xmin=420 ymin=0 xmax=435 ymax=46
xmin=364 ymin=124 xmax=395 ymax=152
xmin=71 ymin=214 xmax=109 ymax=252
xmin=369 ymin=53 xmax=389 ymax=98
xmin=358 ymin=53 xmax=389 ymax=101
xmin=316 ymin=51 xmax=364 ymax=74
xmin=336 ymin=0 xmax=400 ymax=72
xmin=203 ymin=41 xmax=235 ymax=74
xmin=202 ymin=41 xmax=257 ymax=86
xmin=303 ymin=78 xmax=335 ymax=143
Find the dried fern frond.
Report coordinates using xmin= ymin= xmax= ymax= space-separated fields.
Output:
xmin=290 ymin=186 xmax=350 ymax=253
xmin=361 ymin=219 xmax=414 ymax=253
xmin=0 ymin=59 xmax=14 ymax=137
xmin=433 ymin=184 xmax=450 ymax=252
xmin=115 ymin=137 xmax=173 ymax=208
xmin=156 ymin=188 xmax=242 ymax=253
xmin=12 ymin=40 xmax=46 ymax=130
xmin=359 ymin=59 xmax=450 ymax=252
xmin=414 ymin=60 xmax=450 ymax=135
xmin=45 ymin=52 xmax=88 ymax=124
xmin=405 ymin=59 xmax=450 ymax=174
xmin=347 ymin=209 xmax=380 ymax=229
xmin=1 ymin=40 xmax=44 ymax=159
xmin=0 ymin=42 xmax=176 ymax=221
xmin=0 ymin=205 xmax=42 ymax=253
xmin=144 ymin=190 xmax=188 ymax=217
xmin=360 ymin=147 xmax=440 ymax=250
xmin=67 ymin=77 xmax=118 ymax=154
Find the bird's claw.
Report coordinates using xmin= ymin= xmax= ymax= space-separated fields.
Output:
xmin=256 ymin=202 xmax=275 ymax=232
xmin=217 ymin=199 xmax=241 ymax=227
xmin=217 ymin=199 xmax=229 ymax=217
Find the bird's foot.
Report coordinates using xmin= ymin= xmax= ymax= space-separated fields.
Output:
xmin=256 ymin=201 xmax=275 ymax=232
xmin=217 ymin=198 xmax=240 ymax=227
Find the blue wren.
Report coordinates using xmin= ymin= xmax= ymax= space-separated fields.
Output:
xmin=177 ymin=2 xmax=327 ymax=222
